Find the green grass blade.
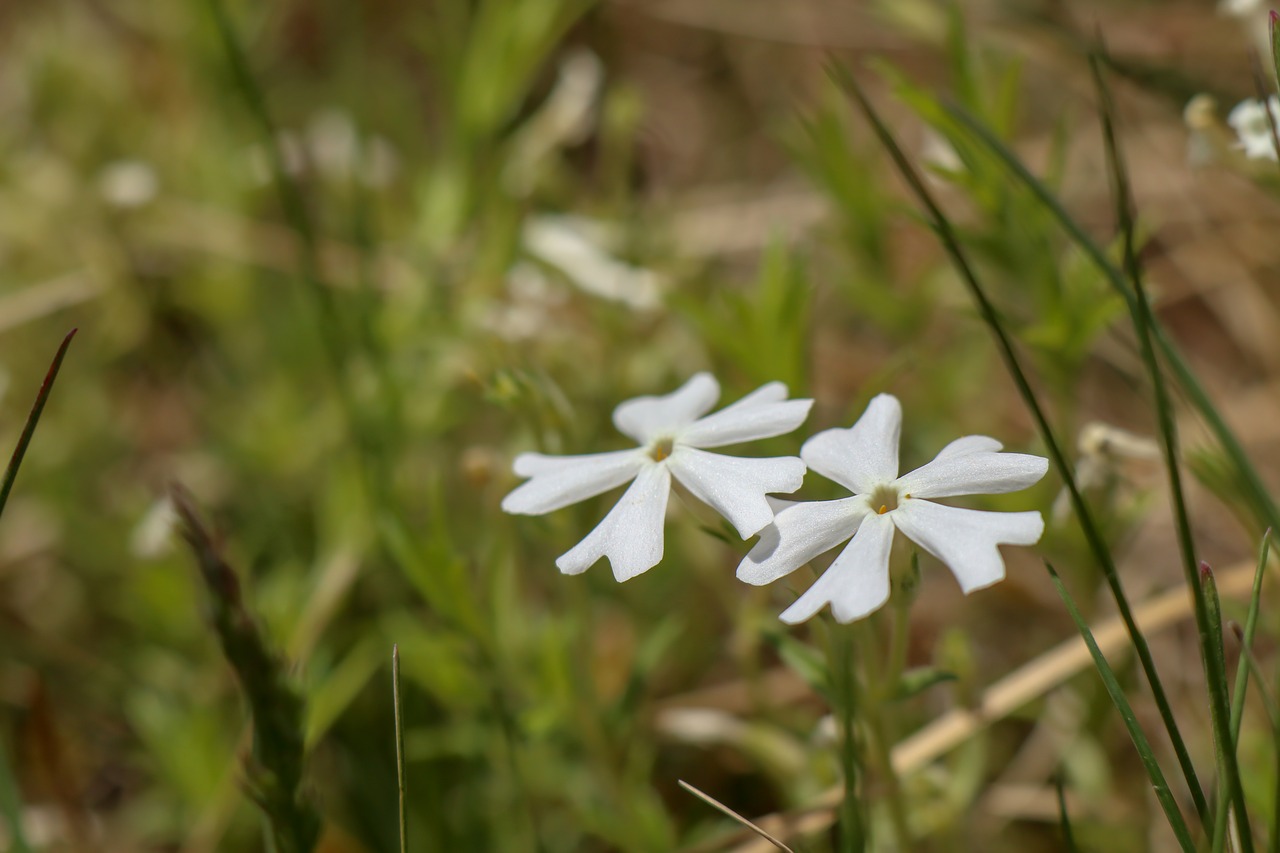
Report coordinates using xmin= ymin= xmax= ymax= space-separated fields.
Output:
xmin=1220 ymin=535 xmax=1273 ymax=850
xmin=832 ymin=64 xmax=1208 ymax=826
xmin=1202 ymin=563 xmax=1251 ymax=853
xmin=1055 ymin=775 xmax=1081 ymax=853
xmin=393 ymin=645 xmax=408 ymax=853
xmin=1230 ymin=533 xmax=1272 ymax=742
xmin=1046 ymin=564 xmax=1197 ymax=853
xmin=1228 ymin=624 xmax=1280 ymax=853
xmin=0 ymin=329 xmax=76 ymax=521
xmin=1091 ymin=50 xmax=1240 ymax=843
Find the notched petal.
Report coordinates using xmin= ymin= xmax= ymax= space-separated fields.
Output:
xmin=801 ymin=393 xmax=901 ymax=494
xmin=612 ymin=373 xmax=719 ymax=444
xmin=502 ymin=449 xmax=646 ymax=515
xmin=736 ymin=497 xmax=868 ymax=586
xmin=896 ymin=447 xmax=1046 ymax=500
xmin=679 ymin=383 xmax=813 ymax=449
xmin=891 ymin=500 xmax=1043 ymax=595
xmin=554 ymin=465 xmax=672 ymax=580
xmin=669 ymin=448 xmax=806 ymax=539
xmin=778 ymin=514 xmax=895 ymax=624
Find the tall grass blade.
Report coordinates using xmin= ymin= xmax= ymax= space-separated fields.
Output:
xmin=393 ymin=645 xmax=408 ymax=853
xmin=1230 ymin=533 xmax=1271 ymax=742
xmin=1229 ymin=623 xmax=1280 ymax=853
xmin=0 ymin=329 xmax=76 ymax=521
xmin=1091 ymin=50 xmax=1243 ymax=843
xmin=1055 ymin=775 xmax=1081 ymax=853
xmin=1200 ymin=562 xmax=1252 ymax=853
xmin=831 ymin=64 xmax=1207 ymax=825
xmin=1045 ymin=563 xmax=1197 ymax=853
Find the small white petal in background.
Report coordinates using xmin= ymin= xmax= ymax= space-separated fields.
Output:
xmin=131 ymin=495 xmax=178 ymax=558
xmin=480 ymin=262 xmax=569 ymax=342
xmin=1227 ymin=96 xmax=1280 ymax=161
xmin=505 ymin=48 xmax=604 ymax=194
xmin=522 ymin=213 xmax=663 ymax=310
xmin=503 ymin=373 xmax=812 ymax=581
xmin=1051 ymin=421 xmax=1160 ymax=523
xmin=738 ymin=393 xmax=1047 ymax=624
xmin=98 ymin=159 xmax=159 ymax=209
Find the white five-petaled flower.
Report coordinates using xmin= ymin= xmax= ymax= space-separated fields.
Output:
xmin=737 ymin=394 xmax=1047 ymax=624
xmin=1227 ymin=96 xmax=1280 ymax=161
xmin=503 ymin=373 xmax=813 ymax=581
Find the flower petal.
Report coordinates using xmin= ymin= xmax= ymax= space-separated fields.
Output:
xmin=895 ymin=440 xmax=1047 ymax=499
xmin=800 ymin=393 xmax=901 ymax=494
xmin=555 ymin=464 xmax=672 ymax=581
xmin=737 ymin=496 xmax=870 ymax=585
xmin=933 ymin=435 xmax=1003 ymax=459
xmin=679 ymin=382 xmax=814 ymax=449
xmin=891 ymin=499 xmax=1043 ymax=594
xmin=779 ymin=513 xmax=895 ymax=624
xmin=502 ymin=450 xmax=647 ymax=515
xmin=612 ymin=373 xmax=720 ymax=444
xmin=668 ymin=447 xmax=806 ymax=538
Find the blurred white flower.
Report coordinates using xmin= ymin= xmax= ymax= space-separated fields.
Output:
xmin=505 ymin=48 xmax=604 ymax=193
xmin=246 ymin=112 xmax=400 ymax=188
xmin=306 ymin=109 xmax=401 ymax=188
xmin=98 ymin=159 xmax=159 ymax=209
xmin=738 ymin=394 xmax=1047 ymax=624
xmin=480 ymin=262 xmax=568 ymax=341
xmin=522 ymin=214 xmax=663 ymax=310
xmin=503 ymin=373 xmax=812 ymax=581
xmin=130 ymin=495 xmax=178 ymax=558
xmin=1051 ymin=422 xmax=1159 ymax=523
xmin=1228 ymin=96 xmax=1280 ymax=161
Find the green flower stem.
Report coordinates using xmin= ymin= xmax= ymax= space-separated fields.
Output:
xmin=859 ymin=619 xmax=912 ymax=851
xmin=834 ymin=66 xmax=1208 ymax=828
xmin=829 ymin=623 xmax=866 ymax=853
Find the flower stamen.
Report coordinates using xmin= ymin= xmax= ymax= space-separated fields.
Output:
xmin=869 ymin=484 xmax=900 ymax=515
xmin=649 ymin=437 xmax=675 ymax=462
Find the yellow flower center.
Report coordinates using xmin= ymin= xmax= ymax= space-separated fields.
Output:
xmin=649 ymin=437 xmax=675 ymax=462
xmin=869 ymin=484 xmax=902 ymax=515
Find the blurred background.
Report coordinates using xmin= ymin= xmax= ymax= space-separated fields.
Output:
xmin=2 ymin=0 xmax=1280 ymax=850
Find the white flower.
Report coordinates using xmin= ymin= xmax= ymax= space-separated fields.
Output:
xmin=1227 ymin=96 xmax=1280 ymax=161
xmin=503 ymin=373 xmax=812 ymax=581
xmin=738 ymin=394 xmax=1047 ymax=624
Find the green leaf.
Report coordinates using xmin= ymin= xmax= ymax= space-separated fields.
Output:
xmin=890 ymin=666 xmax=956 ymax=702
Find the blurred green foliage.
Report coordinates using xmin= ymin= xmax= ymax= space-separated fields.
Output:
xmin=2 ymin=0 xmax=1275 ymax=851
